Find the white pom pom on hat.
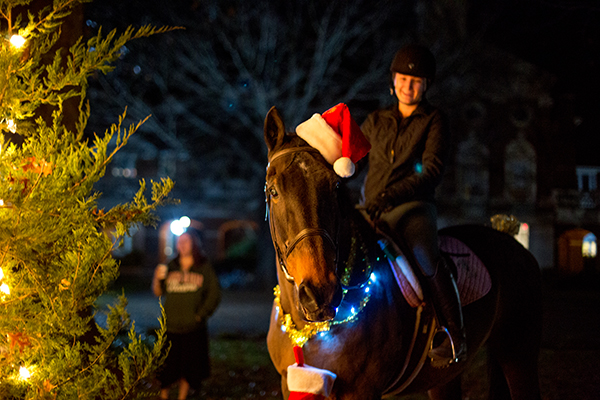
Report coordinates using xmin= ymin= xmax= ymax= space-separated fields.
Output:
xmin=296 ymin=103 xmax=371 ymax=178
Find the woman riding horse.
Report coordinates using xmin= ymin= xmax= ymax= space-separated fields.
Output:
xmin=264 ymin=106 xmax=542 ymax=400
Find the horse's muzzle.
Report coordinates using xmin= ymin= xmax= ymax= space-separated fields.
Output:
xmin=298 ymin=282 xmax=343 ymax=322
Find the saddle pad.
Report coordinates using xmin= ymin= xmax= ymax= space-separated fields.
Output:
xmin=389 ymin=235 xmax=491 ymax=308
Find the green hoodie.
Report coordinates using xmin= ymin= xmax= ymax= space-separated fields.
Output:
xmin=160 ymin=259 xmax=221 ymax=334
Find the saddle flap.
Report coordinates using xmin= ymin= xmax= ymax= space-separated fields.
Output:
xmin=389 ymin=235 xmax=491 ymax=308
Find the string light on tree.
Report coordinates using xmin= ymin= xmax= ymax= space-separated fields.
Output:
xmin=0 ymin=283 xmax=9 ymax=295
xmin=19 ymin=366 xmax=31 ymax=380
xmin=1 ymin=118 xmax=17 ymax=133
xmin=0 ymin=1 xmax=177 ymax=397
xmin=0 ymin=268 xmax=6 ymax=297
xmin=9 ymin=34 xmax=26 ymax=49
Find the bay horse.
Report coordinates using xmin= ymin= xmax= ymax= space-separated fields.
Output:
xmin=264 ymin=107 xmax=542 ymax=400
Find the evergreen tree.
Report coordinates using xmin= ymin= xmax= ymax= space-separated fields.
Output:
xmin=0 ymin=1 xmax=176 ymax=398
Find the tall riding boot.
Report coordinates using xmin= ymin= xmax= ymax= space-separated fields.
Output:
xmin=427 ymin=257 xmax=467 ymax=368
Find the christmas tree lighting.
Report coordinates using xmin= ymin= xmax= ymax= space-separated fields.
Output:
xmin=9 ymin=34 xmax=25 ymax=49
xmin=18 ymin=366 xmax=31 ymax=381
xmin=0 ymin=1 xmax=179 ymax=398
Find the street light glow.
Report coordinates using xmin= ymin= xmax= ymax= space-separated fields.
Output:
xmin=170 ymin=216 xmax=191 ymax=236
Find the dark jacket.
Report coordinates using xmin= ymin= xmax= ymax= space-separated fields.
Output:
xmin=361 ymin=100 xmax=450 ymax=207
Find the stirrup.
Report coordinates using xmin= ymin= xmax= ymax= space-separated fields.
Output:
xmin=429 ymin=326 xmax=465 ymax=367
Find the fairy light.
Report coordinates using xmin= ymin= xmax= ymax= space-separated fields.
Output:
xmin=7 ymin=119 xmax=16 ymax=133
xmin=274 ymin=271 xmax=377 ymax=347
xmin=10 ymin=35 xmax=26 ymax=49
xmin=1 ymin=119 xmax=17 ymax=134
xmin=1 ymin=283 xmax=10 ymax=295
xmin=18 ymin=366 xmax=31 ymax=380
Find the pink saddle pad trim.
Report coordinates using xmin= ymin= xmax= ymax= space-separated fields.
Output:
xmin=390 ymin=235 xmax=492 ymax=308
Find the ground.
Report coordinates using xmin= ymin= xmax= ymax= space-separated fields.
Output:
xmin=99 ymin=270 xmax=600 ymax=399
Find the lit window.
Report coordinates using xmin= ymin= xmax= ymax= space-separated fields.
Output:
xmin=582 ymin=233 xmax=597 ymax=258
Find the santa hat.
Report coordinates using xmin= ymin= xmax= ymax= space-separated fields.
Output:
xmin=288 ymin=346 xmax=337 ymax=400
xmin=296 ymin=103 xmax=371 ymax=178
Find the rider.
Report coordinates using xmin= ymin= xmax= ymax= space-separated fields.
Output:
xmin=360 ymin=44 xmax=466 ymax=367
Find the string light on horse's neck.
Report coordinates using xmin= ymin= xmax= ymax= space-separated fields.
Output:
xmin=274 ymin=226 xmax=377 ymax=348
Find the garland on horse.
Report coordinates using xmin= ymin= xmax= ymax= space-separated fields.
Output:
xmin=264 ymin=106 xmax=542 ymax=400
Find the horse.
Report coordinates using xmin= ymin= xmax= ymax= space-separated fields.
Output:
xmin=264 ymin=106 xmax=543 ymax=400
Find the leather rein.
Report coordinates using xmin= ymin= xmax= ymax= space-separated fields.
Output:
xmin=265 ymin=147 xmax=338 ymax=282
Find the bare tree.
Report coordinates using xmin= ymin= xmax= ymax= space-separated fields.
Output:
xmin=87 ymin=0 xmax=556 ymax=202
xmin=87 ymin=0 xmax=414 ymax=183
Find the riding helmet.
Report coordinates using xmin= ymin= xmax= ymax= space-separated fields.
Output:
xmin=390 ymin=44 xmax=436 ymax=81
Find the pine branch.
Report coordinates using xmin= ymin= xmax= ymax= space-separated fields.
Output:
xmin=0 ymin=1 xmax=175 ymax=397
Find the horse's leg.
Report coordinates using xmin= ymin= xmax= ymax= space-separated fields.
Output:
xmin=487 ymin=351 xmax=511 ymax=400
xmin=279 ymin=374 xmax=290 ymax=400
xmin=427 ymin=375 xmax=461 ymax=400
xmin=487 ymin=303 xmax=542 ymax=400
xmin=488 ymin=344 xmax=541 ymax=400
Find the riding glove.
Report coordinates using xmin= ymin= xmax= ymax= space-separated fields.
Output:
xmin=366 ymin=191 xmax=393 ymax=221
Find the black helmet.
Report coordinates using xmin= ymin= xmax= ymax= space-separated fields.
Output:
xmin=390 ymin=45 xmax=436 ymax=81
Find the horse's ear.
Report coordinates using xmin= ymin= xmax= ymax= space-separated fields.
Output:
xmin=264 ymin=106 xmax=286 ymax=153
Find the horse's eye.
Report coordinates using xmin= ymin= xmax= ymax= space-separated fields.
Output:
xmin=269 ymin=187 xmax=279 ymax=198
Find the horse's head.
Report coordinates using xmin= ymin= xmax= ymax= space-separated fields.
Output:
xmin=264 ymin=107 xmax=346 ymax=322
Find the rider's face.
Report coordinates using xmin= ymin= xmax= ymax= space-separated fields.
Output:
xmin=393 ymin=73 xmax=426 ymax=106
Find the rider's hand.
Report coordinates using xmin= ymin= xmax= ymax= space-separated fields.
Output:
xmin=366 ymin=192 xmax=392 ymax=221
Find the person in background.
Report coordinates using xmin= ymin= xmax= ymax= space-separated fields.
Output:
xmin=361 ymin=44 xmax=466 ymax=368
xmin=152 ymin=230 xmax=221 ymax=399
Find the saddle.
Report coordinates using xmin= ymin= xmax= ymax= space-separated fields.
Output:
xmin=381 ymin=234 xmax=492 ymax=395
xmin=387 ymin=234 xmax=491 ymax=308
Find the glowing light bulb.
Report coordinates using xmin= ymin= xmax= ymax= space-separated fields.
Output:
xmin=0 ymin=283 xmax=9 ymax=295
xmin=6 ymin=119 xmax=16 ymax=133
xmin=364 ymin=287 xmax=369 ymax=293
xmin=10 ymin=35 xmax=26 ymax=49
xmin=370 ymin=273 xmax=377 ymax=282
xmin=19 ymin=366 xmax=31 ymax=380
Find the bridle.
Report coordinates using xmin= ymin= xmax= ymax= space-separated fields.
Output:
xmin=265 ymin=146 xmax=338 ymax=283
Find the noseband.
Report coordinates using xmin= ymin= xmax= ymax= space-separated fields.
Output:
xmin=265 ymin=147 xmax=338 ymax=282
